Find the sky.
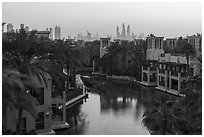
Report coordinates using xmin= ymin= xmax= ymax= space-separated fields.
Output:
xmin=2 ymin=2 xmax=202 ymax=38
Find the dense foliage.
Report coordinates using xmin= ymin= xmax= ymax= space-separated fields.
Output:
xmin=95 ymin=40 xmax=146 ymax=80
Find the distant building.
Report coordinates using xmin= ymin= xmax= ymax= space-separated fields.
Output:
xmin=36 ymin=31 xmax=50 ymax=39
xmin=49 ymin=28 xmax=53 ymax=39
xmin=20 ymin=24 xmax=24 ymax=30
xmin=187 ymin=34 xmax=202 ymax=57
xmin=146 ymin=35 xmax=164 ymax=60
xmin=121 ymin=23 xmax=126 ymax=40
xmin=7 ymin=23 xmax=14 ymax=33
xmin=87 ymin=31 xmax=91 ymax=41
xmin=165 ymin=38 xmax=177 ymax=50
xmin=100 ymin=38 xmax=110 ymax=58
xmin=55 ymin=25 xmax=61 ymax=40
xmin=24 ymin=26 xmax=29 ymax=32
xmin=134 ymin=38 xmax=143 ymax=46
xmin=115 ymin=23 xmax=133 ymax=40
xmin=127 ymin=25 xmax=130 ymax=40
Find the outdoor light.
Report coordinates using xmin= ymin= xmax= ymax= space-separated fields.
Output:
xmin=46 ymin=112 xmax=49 ymax=118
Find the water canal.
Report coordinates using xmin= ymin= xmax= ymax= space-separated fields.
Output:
xmin=56 ymin=78 xmax=174 ymax=135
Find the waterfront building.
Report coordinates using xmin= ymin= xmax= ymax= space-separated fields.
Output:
xmin=100 ymin=38 xmax=111 ymax=58
xmin=140 ymin=35 xmax=164 ymax=86
xmin=155 ymin=53 xmax=188 ymax=96
xmin=6 ymin=73 xmax=68 ymax=134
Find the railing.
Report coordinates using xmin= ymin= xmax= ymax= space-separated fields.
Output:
xmin=66 ymin=89 xmax=83 ymax=101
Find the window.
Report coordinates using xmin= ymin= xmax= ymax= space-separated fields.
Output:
xmin=171 ymin=79 xmax=178 ymax=90
xmin=143 ymin=73 xmax=148 ymax=82
xmin=21 ymin=118 xmax=26 ymax=133
xmin=36 ymin=112 xmax=44 ymax=130
xmin=29 ymin=88 xmax=44 ymax=105
xmin=150 ymin=73 xmax=156 ymax=82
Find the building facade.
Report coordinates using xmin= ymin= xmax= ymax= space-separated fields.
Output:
xmin=100 ymin=38 xmax=111 ymax=58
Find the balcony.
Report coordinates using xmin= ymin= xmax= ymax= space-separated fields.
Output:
xmin=171 ymin=71 xmax=178 ymax=77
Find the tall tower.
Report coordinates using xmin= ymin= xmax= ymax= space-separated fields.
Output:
xmin=116 ymin=26 xmax=120 ymax=39
xmin=121 ymin=23 xmax=126 ymax=40
xmin=127 ymin=25 xmax=130 ymax=40
xmin=55 ymin=25 xmax=61 ymax=40
xmin=49 ymin=28 xmax=53 ymax=39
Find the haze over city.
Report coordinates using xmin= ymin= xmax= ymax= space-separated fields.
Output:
xmin=3 ymin=2 xmax=202 ymax=38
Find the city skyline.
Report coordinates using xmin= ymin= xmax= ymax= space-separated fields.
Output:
xmin=3 ymin=2 xmax=202 ymax=38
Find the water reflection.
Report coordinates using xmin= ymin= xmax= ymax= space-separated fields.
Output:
xmin=56 ymin=78 xmax=172 ymax=135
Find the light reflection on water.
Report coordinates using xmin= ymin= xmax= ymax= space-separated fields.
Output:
xmin=56 ymin=79 xmax=170 ymax=135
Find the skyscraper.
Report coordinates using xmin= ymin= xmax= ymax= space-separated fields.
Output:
xmin=127 ymin=25 xmax=130 ymax=39
xmin=121 ymin=23 xmax=126 ymax=39
xmin=116 ymin=26 xmax=120 ymax=39
xmin=55 ymin=25 xmax=61 ymax=39
xmin=49 ymin=28 xmax=53 ymax=39
xmin=7 ymin=23 xmax=14 ymax=33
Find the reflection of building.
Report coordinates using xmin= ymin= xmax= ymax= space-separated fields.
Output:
xmin=100 ymin=38 xmax=110 ymax=58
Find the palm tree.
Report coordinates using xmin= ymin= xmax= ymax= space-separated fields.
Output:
xmin=2 ymin=67 xmax=39 ymax=134
xmin=2 ymin=29 xmax=67 ymax=133
xmin=142 ymin=95 xmax=178 ymax=135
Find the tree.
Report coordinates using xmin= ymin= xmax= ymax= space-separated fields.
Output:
xmin=2 ymin=67 xmax=39 ymax=134
xmin=142 ymin=68 xmax=202 ymax=135
xmin=2 ymin=29 xmax=67 ymax=133
xmin=174 ymin=37 xmax=196 ymax=66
